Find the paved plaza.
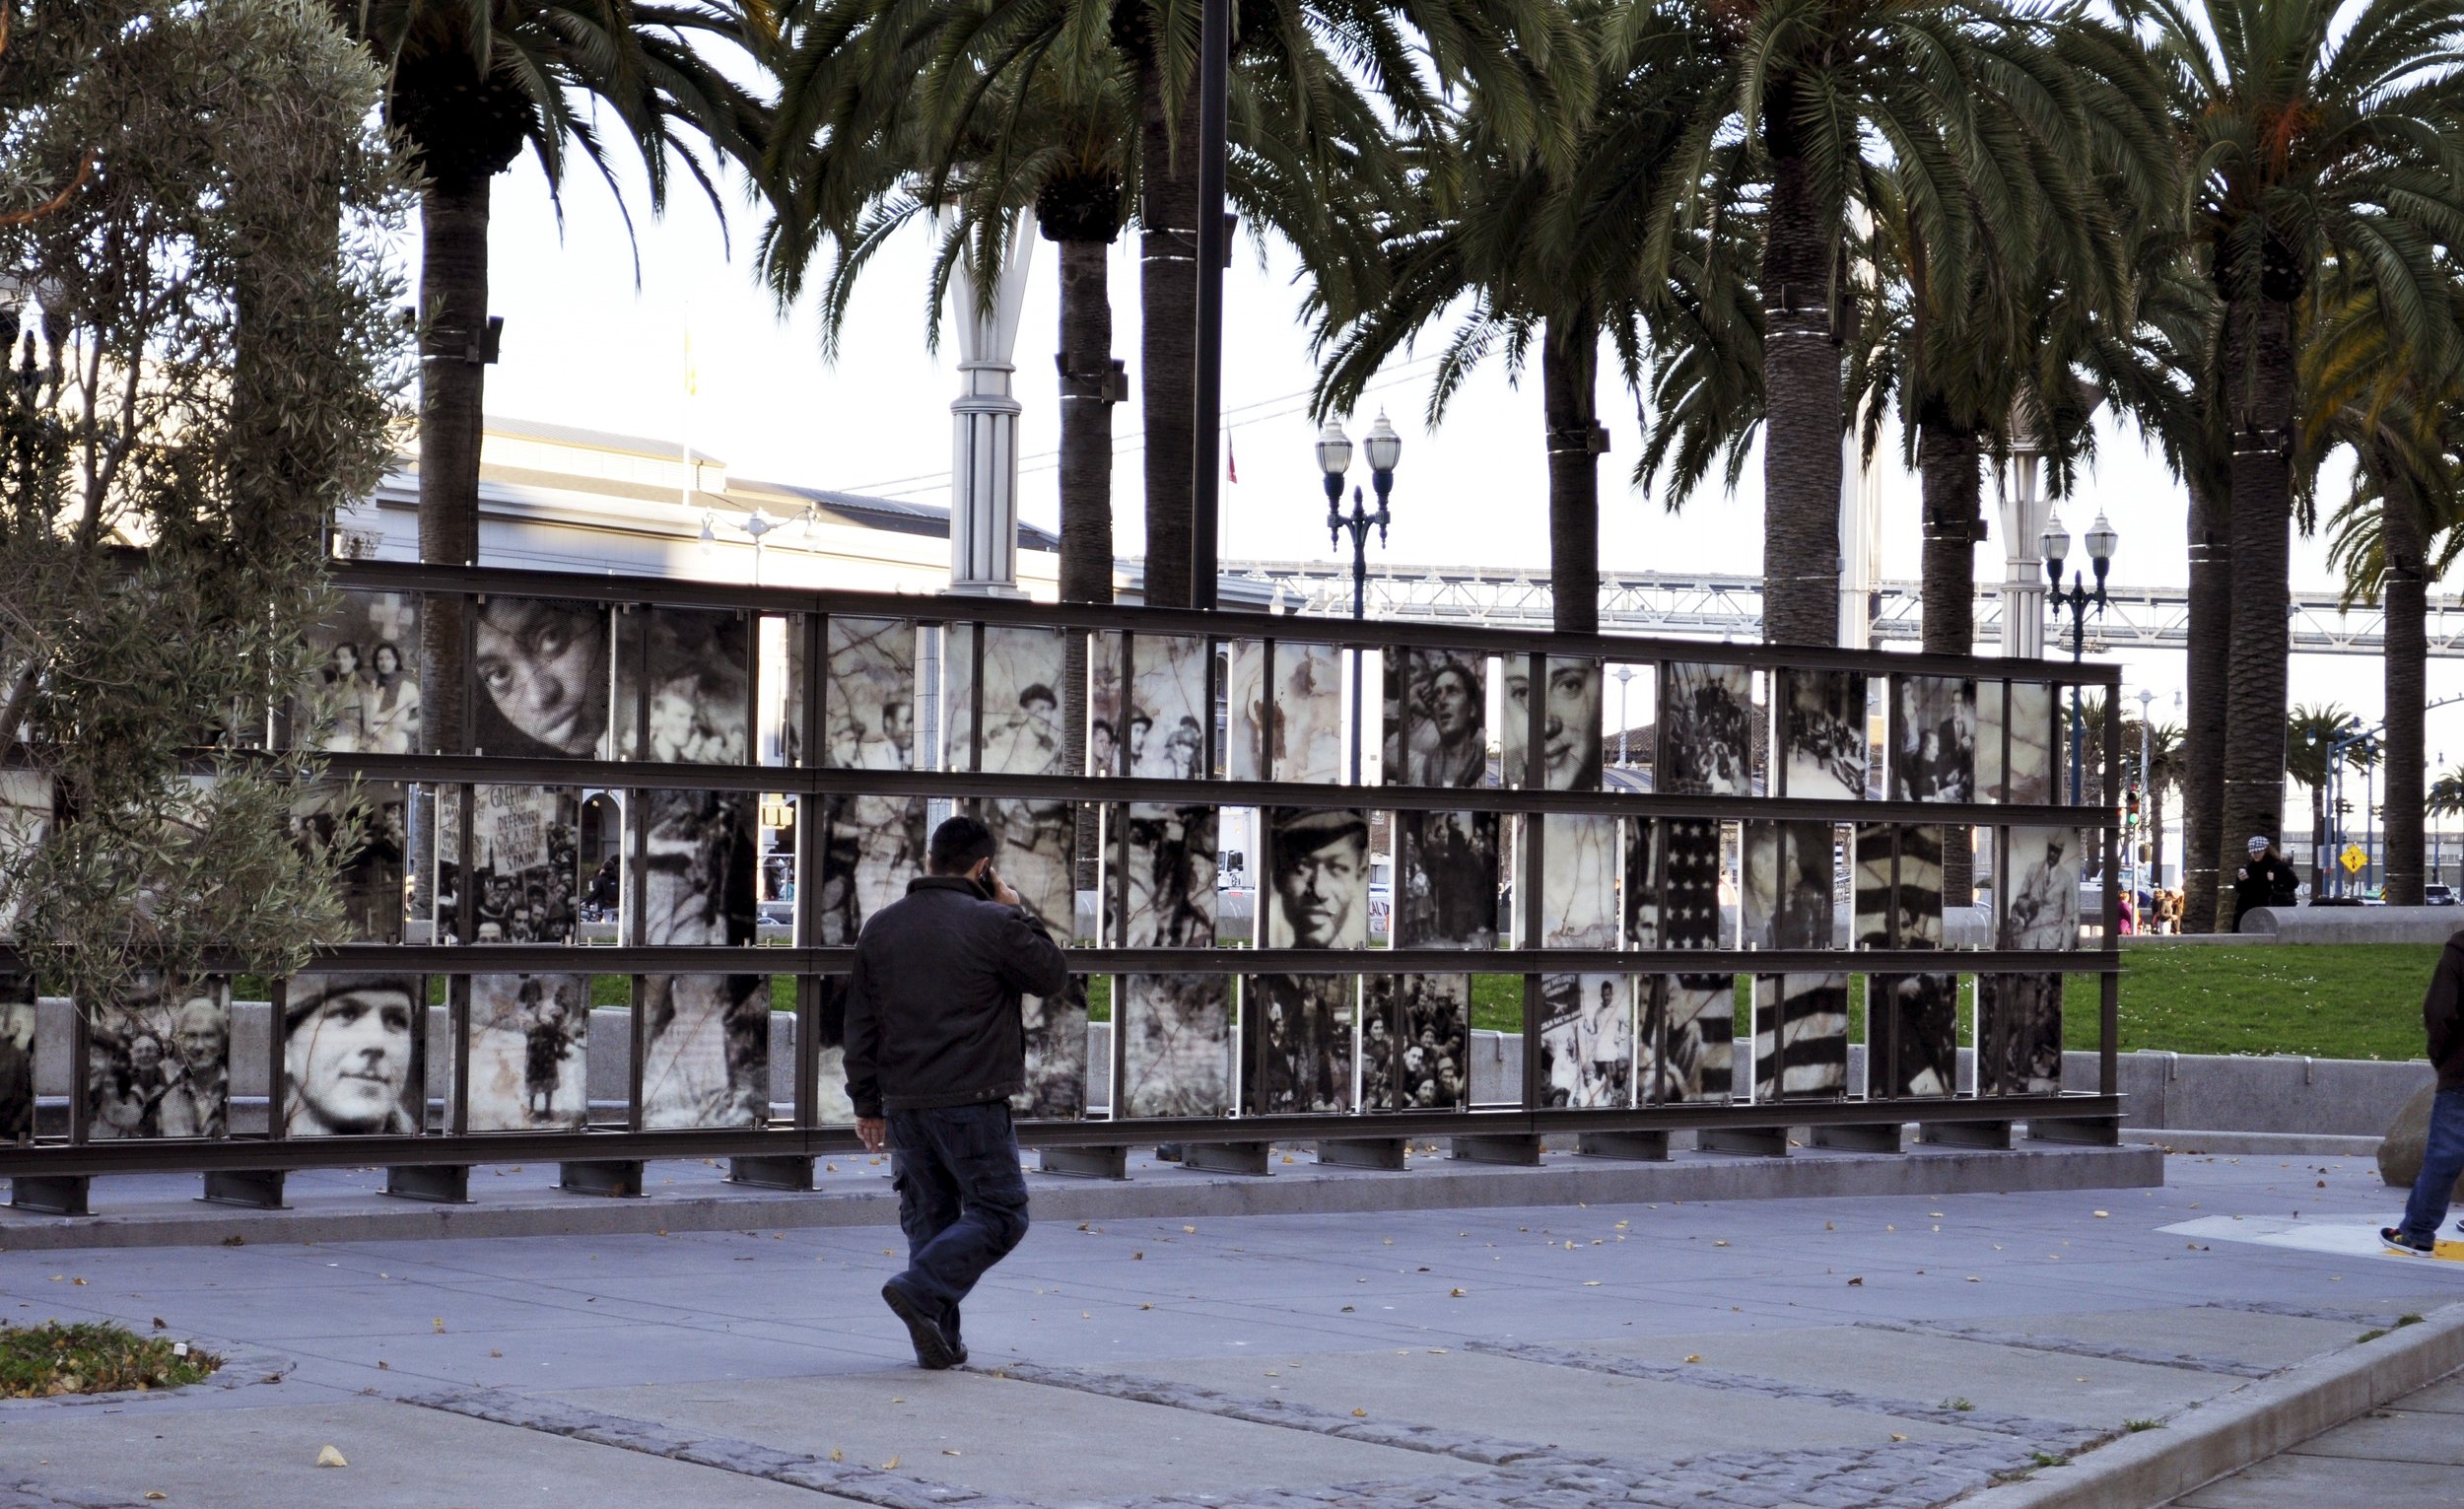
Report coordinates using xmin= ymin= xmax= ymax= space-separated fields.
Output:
xmin=3 ymin=1151 xmax=2461 ymax=1508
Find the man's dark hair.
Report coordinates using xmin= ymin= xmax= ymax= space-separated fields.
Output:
xmin=1018 ymin=683 xmax=1057 ymax=710
xmin=928 ymin=815 xmax=997 ymax=875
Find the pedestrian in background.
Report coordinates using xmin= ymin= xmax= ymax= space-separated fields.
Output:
xmin=2385 ymin=930 xmax=2464 ymax=1255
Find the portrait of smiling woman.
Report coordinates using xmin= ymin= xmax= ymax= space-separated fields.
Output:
xmin=471 ymin=597 xmax=612 ymax=758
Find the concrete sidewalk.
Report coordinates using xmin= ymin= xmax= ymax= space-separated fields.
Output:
xmin=4 ymin=1152 xmax=2461 ymax=1508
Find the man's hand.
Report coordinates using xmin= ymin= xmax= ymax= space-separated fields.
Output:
xmin=856 ymin=1116 xmax=886 ymax=1153
xmin=986 ymin=867 xmax=1021 ymax=908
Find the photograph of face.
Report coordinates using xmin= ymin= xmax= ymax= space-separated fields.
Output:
xmin=1266 ymin=807 xmax=1369 ymax=948
xmin=1980 ymin=973 xmax=2063 ymax=1094
xmin=1227 ymin=641 xmax=1344 ymax=784
xmin=1502 ymin=656 xmax=1604 ymax=790
xmin=1126 ymin=633 xmax=1208 ymax=781
xmin=1750 ymin=973 xmax=1848 ymax=1102
xmin=1384 ymin=649 xmax=1487 ymax=789
xmin=1662 ymin=817 xmax=1726 ymax=951
xmin=466 ymin=973 xmax=587 ymax=1132
xmin=1246 ymin=974 xmax=1354 ymax=1114
xmin=817 ymin=794 xmax=926 ymax=943
xmin=282 ymin=974 xmax=420 ymax=1136
xmin=1540 ymin=974 xmax=1631 ymax=1108
xmin=1 ymin=976 xmax=34 ymax=1143
xmin=1853 ymin=824 xmax=1946 ymax=949
xmin=1741 ymin=821 xmax=1834 ymax=951
xmin=1658 ymin=663 xmax=1753 ymax=796
xmin=618 ymin=607 xmax=750 ymax=765
xmin=1121 ymin=974 xmax=1231 ymax=1118
xmin=1362 ymin=974 xmax=1471 ymax=1111
xmin=1540 ymin=813 xmax=1619 ymax=947
xmin=1624 ymin=817 xmax=1662 ymax=948
xmin=1781 ymin=670 xmax=1867 ymax=799
xmin=87 ymin=975 xmax=228 ymax=1140
xmin=640 ymin=973 xmax=770 ymax=1129
xmin=299 ymin=589 xmax=421 ymax=753
xmin=1119 ymin=803 xmax=1217 ymax=947
xmin=288 ymin=782 xmax=408 ymax=944
xmin=823 ymin=617 xmax=916 ymax=771
xmin=471 ymin=597 xmax=611 ymax=759
xmin=2002 ymin=826 xmax=2082 ymax=950
xmin=1015 ymin=977 xmax=1087 ymax=1119
xmin=437 ymin=786 xmax=581 ymax=944
xmin=1089 ymin=630 xmax=1124 ymax=777
xmin=1645 ymin=977 xmax=1735 ymax=1103
xmin=1395 ymin=809 xmax=1498 ymax=949
xmin=640 ymin=789 xmax=756 ymax=947
xmin=1890 ymin=675 xmax=1977 ymax=802
xmin=1869 ymin=973 xmax=1957 ymax=1099
xmin=947 ymin=624 xmax=1069 ymax=776
xmin=987 ymin=797 xmax=1076 ymax=937
xmin=0 ymin=771 xmax=48 ymax=941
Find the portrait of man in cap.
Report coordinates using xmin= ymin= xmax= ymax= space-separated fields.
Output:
xmin=283 ymin=975 xmax=420 ymax=1136
xmin=1266 ymin=808 xmax=1369 ymax=949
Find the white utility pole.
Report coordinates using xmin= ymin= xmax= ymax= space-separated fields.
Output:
xmin=946 ymin=216 xmax=1036 ymax=597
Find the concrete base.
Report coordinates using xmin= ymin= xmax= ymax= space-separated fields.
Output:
xmin=10 ymin=1173 xmax=90 ymax=1216
xmin=1573 ymin=1130 xmax=1671 ymax=1162
xmin=559 ymin=1160 xmax=647 ymax=1198
xmin=724 ymin=1155 xmax=813 ymax=1192
xmin=1314 ymin=1137 xmax=1407 ymax=1171
xmin=1179 ymin=1142 xmax=1271 ymax=1177
xmin=2026 ymin=1114 xmax=2121 ymax=1146
xmin=1450 ymin=1134 xmax=1542 ymax=1166
xmin=1921 ymin=1120 xmax=2016 ymax=1150
xmin=199 ymin=1168 xmax=288 ymax=1209
xmin=1039 ymin=1145 xmax=1129 ymax=1181
xmin=382 ymin=1165 xmax=471 ymax=1204
xmin=1811 ymin=1123 xmax=1904 ymax=1154
xmin=1698 ymin=1126 xmax=1790 ymax=1157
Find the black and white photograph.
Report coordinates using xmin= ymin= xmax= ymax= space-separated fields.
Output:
xmin=987 ymin=798 xmax=1076 ymax=937
xmin=0 ymin=771 xmax=48 ymax=941
xmin=1852 ymin=824 xmax=1945 ymax=949
xmin=1539 ymin=973 xmax=1631 ymax=1108
xmin=1015 ymin=979 xmax=1087 ymax=1119
xmin=1120 ymin=974 xmax=1231 ymax=1118
xmin=1395 ymin=808 xmax=1499 ymax=949
xmin=282 ymin=974 xmax=421 ymax=1137
xmin=1980 ymin=973 xmax=2063 ymax=1094
xmin=1889 ymin=675 xmax=1978 ymax=802
xmin=1741 ymin=821 xmax=1835 ymax=950
xmin=640 ymin=973 xmax=771 ymax=1129
xmin=818 ymin=794 xmax=927 ymax=941
xmin=814 ymin=977 xmax=854 ymax=1124
xmin=823 ymin=616 xmax=917 ymax=770
xmin=1869 ymin=972 xmax=1957 ymax=1099
xmin=640 ymin=789 xmax=757 ymax=947
xmin=470 ymin=596 xmax=613 ymax=759
xmin=1228 ymin=640 xmax=1344 ymax=784
xmin=1 ymin=976 xmax=34 ymax=1142
xmin=1662 ymin=817 xmax=1727 ymax=951
xmin=1623 ymin=817 xmax=1662 ymax=948
xmin=1089 ymin=630 xmax=1125 ymax=776
xmin=1362 ymin=974 xmax=1471 ymax=1111
xmin=1383 ymin=648 xmax=1488 ymax=788
xmin=1502 ymin=655 xmax=1604 ymax=789
xmin=289 ymin=782 xmax=408 ymax=943
xmin=1750 ymin=974 xmax=1848 ymax=1101
xmin=1645 ymin=976 xmax=1735 ymax=1102
xmin=1978 ymin=681 xmax=2059 ymax=805
xmin=436 ymin=785 xmax=582 ymax=944
xmin=86 ymin=975 xmax=228 ymax=1140
xmin=1780 ymin=670 xmax=1868 ymax=798
xmin=2001 ymin=826 xmax=2082 ymax=949
xmin=1265 ymin=807 xmax=1370 ymax=948
xmin=298 ymin=588 xmax=422 ymax=753
xmin=1658 ymin=663 xmax=1754 ymax=795
xmin=1128 ymin=634 xmax=1209 ymax=780
xmin=1539 ymin=813 xmax=1619 ymax=947
xmin=947 ymin=623 xmax=1069 ymax=775
xmin=618 ymin=607 xmax=751 ymax=764
xmin=466 ymin=973 xmax=587 ymax=1132
xmin=1246 ymin=974 xmax=1354 ymax=1113
xmin=1118 ymin=803 xmax=1217 ymax=947
xmin=762 ymin=613 xmax=806 ymax=768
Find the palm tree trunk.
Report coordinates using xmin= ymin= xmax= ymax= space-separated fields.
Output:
xmin=2311 ymin=781 xmax=2328 ymax=896
xmin=1057 ymin=233 xmax=1116 ymax=891
xmin=418 ymin=172 xmax=492 ymax=754
xmin=2383 ymin=487 xmax=2428 ymax=904
xmin=1756 ymin=114 xmax=1842 ymax=648
xmin=1137 ymin=56 xmax=1198 ymax=609
xmin=2215 ymin=294 xmax=2295 ymax=929
xmin=1540 ymin=313 xmax=1600 ymax=635
xmin=1917 ymin=407 xmax=1977 ymax=906
xmin=2150 ymin=787 xmax=2167 ymax=900
xmin=2180 ymin=471 xmax=2230 ymax=931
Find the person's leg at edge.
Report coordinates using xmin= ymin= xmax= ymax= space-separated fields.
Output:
xmin=2399 ymin=1087 xmax=2464 ymax=1243
xmin=886 ymin=1110 xmax=964 ymax=1361
xmin=899 ymin=1101 xmax=1030 ymax=1347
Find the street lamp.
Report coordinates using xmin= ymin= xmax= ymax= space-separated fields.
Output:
xmin=1614 ymin=665 xmax=1636 ymax=767
xmin=2135 ymin=687 xmax=2155 ymax=920
xmin=701 ymin=505 xmax=811 ymax=585
xmin=2043 ymin=510 xmax=2115 ymax=806
xmin=1321 ymin=414 xmax=1398 ymax=782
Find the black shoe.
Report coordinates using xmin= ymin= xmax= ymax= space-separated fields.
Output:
xmin=1155 ymin=1143 xmax=1185 ymax=1163
xmin=944 ymin=1305 xmax=967 ymax=1367
xmin=883 ymin=1281 xmax=959 ymax=1369
xmin=2382 ymin=1225 xmax=2433 ymax=1257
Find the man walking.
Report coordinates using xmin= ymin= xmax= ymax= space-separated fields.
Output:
xmin=2385 ymin=928 xmax=2464 ymax=1256
xmin=846 ymin=815 xmax=1071 ymax=1368
xmin=2231 ymin=836 xmax=2300 ymax=931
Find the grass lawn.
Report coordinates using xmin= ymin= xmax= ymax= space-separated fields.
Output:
xmin=0 ymin=1322 xmax=219 ymax=1400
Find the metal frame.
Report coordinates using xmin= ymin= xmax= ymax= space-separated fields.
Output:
xmin=1 ymin=560 xmax=2125 ymax=1190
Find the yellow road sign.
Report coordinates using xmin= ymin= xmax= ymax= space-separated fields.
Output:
xmin=2341 ymin=844 xmax=2368 ymax=874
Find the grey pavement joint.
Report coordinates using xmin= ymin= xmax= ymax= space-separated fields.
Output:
xmin=1850 ymin=1318 xmax=2276 ymax=1378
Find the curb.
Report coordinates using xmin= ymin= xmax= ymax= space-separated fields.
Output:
xmin=2124 ymin=1130 xmax=2382 ymax=1158
xmin=1951 ymin=1299 xmax=2464 ymax=1509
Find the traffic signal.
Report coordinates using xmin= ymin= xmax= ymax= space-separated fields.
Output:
xmin=2124 ymin=788 xmax=2141 ymax=828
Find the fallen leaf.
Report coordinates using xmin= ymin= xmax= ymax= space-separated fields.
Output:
xmin=432 ymin=1319 xmax=445 ymax=1333
xmin=152 ymin=1317 xmax=167 ymax=1331
xmin=1683 ymin=1354 xmax=1701 ymax=1364
xmin=1823 ymin=1221 xmax=1834 ymax=1231
xmin=1340 ymin=1305 xmax=1355 ymax=1312
xmin=1583 ymin=1280 xmax=1602 ymax=1287
xmin=146 ymin=1495 xmax=166 ymax=1502
xmin=882 ymin=1456 xmax=901 ymax=1471
xmin=830 ymin=1448 xmax=844 ymax=1462
xmin=489 ymin=1350 xmax=503 ymax=1358
xmin=943 ymin=1449 xmax=963 ymax=1457
xmin=71 ymin=1278 xmax=85 ymax=1286
xmin=1183 ymin=1225 xmax=1197 ymax=1233
xmin=1351 ymin=1407 xmax=1367 ymax=1417
xmin=1847 ymin=1277 xmax=1864 ymax=1286
xmin=1713 ymin=1241 xmax=1730 ymax=1248
xmin=2092 ymin=1210 xmax=2109 ymax=1219
xmin=316 ymin=1446 xmax=348 ymax=1468
xmin=1140 ymin=1303 xmax=1153 ymax=1310
xmin=1448 ymin=1288 xmax=1466 ymax=1298
xmin=1890 ymin=1433 xmax=1908 ymax=1443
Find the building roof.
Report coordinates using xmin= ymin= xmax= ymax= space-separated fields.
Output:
xmin=737 ymin=477 xmax=1061 ymax=552
xmin=484 ymin=415 xmax=725 ymax=465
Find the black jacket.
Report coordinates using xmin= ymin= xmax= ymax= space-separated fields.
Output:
xmin=844 ymin=875 xmax=1071 ymax=1117
xmin=2424 ymin=931 xmax=2464 ymax=1091
xmin=2231 ymin=852 xmax=2300 ymax=925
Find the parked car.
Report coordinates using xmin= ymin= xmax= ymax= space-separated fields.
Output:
xmin=2427 ymin=883 xmax=2457 ymax=906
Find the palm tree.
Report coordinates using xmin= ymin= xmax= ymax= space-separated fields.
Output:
xmin=2138 ymin=719 xmax=2187 ymax=894
xmin=2286 ymin=702 xmax=2364 ymax=897
xmin=339 ymin=0 xmax=770 ymax=748
xmin=2121 ymin=0 xmax=2464 ymax=923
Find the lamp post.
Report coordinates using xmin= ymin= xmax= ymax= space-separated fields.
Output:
xmin=1321 ymin=413 xmax=1398 ymax=782
xmin=2136 ymin=687 xmax=2155 ymax=916
xmin=2043 ymin=510 xmax=2116 ymax=807
xmin=1614 ymin=665 xmax=1636 ymax=767
xmin=701 ymin=506 xmax=812 ymax=586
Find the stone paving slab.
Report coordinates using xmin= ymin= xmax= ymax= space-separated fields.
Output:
xmin=2284 ymin=1403 xmax=2464 ymax=1465
xmin=1917 ymin=1304 xmax=2366 ymax=1372
xmin=2174 ymin=1451 xmax=2461 ymax=1506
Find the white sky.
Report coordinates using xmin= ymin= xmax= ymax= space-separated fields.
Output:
xmin=422 ymin=153 xmax=2464 ymax=777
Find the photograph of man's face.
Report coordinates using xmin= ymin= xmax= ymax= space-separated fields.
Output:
xmin=284 ymin=976 xmax=416 ymax=1136
xmin=1266 ymin=808 xmax=1369 ymax=948
xmin=473 ymin=598 xmax=610 ymax=757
